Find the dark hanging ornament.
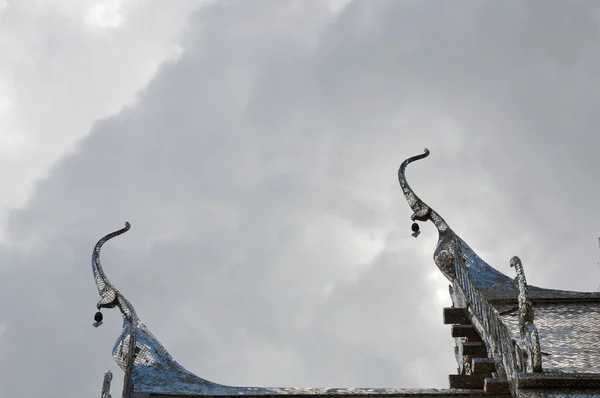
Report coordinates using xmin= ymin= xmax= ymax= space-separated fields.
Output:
xmin=93 ymin=311 xmax=104 ymax=328
xmin=94 ymin=311 xmax=103 ymax=322
xmin=411 ymin=222 xmax=421 ymax=238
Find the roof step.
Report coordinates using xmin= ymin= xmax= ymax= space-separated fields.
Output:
xmin=448 ymin=374 xmax=485 ymax=389
xmin=462 ymin=342 xmax=487 ymax=357
xmin=472 ymin=358 xmax=496 ymax=375
xmin=451 ymin=325 xmax=481 ymax=339
xmin=484 ymin=377 xmax=511 ymax=394
xmin=444 ymin=307 xmax=470 ymax=325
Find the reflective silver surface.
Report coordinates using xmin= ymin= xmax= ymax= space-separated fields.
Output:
xmin=509 ymin=257 xmax=541 ymax=373
xmin=398 ymin=149 xmax=600 ymax=302
xmin=502 ymin=302 xmax=600 ymax=374
xmin=452 ymin=244 xmax=521 ymax=390
xmin=517 ymin=391 xmax=600 ymax=398
xmin=88 ymin=149 xmax=600 ymax=397
xmin=101 ymin=370 xmax=112 ymax=398
xmin=401 ymin=149 xmax=600 ymax=396
xmin=91 ymin=224 xmax=487 ymax=396
xmin=92 ymin=223 xmax=236 ymax=395
xmin=399 ymin=149 xmax=520 ymax=294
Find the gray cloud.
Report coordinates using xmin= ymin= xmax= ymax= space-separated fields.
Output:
xmin=1 ymin=0 xmax=600 ymax=396
xmin=0 ymin=0 xmax=205 ymax=229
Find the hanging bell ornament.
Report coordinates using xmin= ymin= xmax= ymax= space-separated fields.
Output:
xmin=93 ymin=311 xmax=103 ymax=328
xmin=411 ymin=222 xmax=421 ymax=238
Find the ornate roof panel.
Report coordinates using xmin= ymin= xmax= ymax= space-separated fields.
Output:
xmin=501 ymin=302 xmax=600 ymax=374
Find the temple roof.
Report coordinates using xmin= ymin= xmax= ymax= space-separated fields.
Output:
xmin=129 ymin=391 xmax=505 ymax=398
xmin=91 ymin=223 xmax=495 ymax=397
xmin=91 ymin=149 xmax=600 ymax=397
xmin=399 ymin=149 xmax=600 ymax=304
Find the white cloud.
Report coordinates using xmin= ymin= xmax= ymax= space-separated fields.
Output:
xmin=1 ymin=1 xmax=600 ymax=397
xmin=0 ymin=0 xmax=208 ymax=240
xmin=85 ymin=0 xmax=127 ymax=28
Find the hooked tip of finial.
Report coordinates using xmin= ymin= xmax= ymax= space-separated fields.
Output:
xmin=124 ymin=221 xmax=131 ymax=230
xmin=399 ymin=148 xmax=432 ymax=173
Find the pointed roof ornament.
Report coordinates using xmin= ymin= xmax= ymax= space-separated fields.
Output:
xmin=398 ymin=148 xmax=450 ymax=240
xmin=100 ymin=370 xmax=113 ymax=398
xmin=94 ymin=223 xmax=480 ymax=396
xmin=89 ymin=191 xmax=600 ymax=395
xmin=91 ymin=222 xmax=234 ymax=395
xmin=398 ymin=148 xmax=508 ymax=287
xmin=510 ymin=256 xmax=542 ymax=373
xmin=92 ymin=222 xmax=136 ymax=325
xmin=398 ymin=149 xmax=599 ymax=301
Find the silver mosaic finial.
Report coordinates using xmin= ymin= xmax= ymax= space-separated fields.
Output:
xmin=398 ymin=149 xmax=455 ymax=279
xmin=92 ymin=222 xmax=137 ymax=324
xmin=100 ymin=370 xmax=113 ymax=398
xmin=398 ymin=149 xmax=517 ymax=292
xmin=90 ymin=222 xmax=239 ymax=395
xmin=510 ymin=256 xmax=542 ymax=373
xmin=398 ymin=149 xmax=447 ymax=227
xmin=93 ymin=222 xmax=494 ymax=395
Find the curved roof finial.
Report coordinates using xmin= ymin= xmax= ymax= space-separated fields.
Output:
xmin=510 ymin=256 xmax=542 ymax=372
xmin=398 ymin=149 xmax=516 ymax=286
xmin=398 ymin=148 xmax=449 ymax=234
xmin=92 ymin=222 xmax=137 ymax=323
xmin=397 ymin=150 xmax=600 ymax=300
xmin=100 ymin=370 xmax=113 ymax=398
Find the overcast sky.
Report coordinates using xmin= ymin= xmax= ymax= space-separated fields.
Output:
xmin=2 ymin=1 xmax=600 ymax=396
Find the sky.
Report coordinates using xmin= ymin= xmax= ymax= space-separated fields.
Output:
xmin=1 ymin=0 xmax=600 ymax=396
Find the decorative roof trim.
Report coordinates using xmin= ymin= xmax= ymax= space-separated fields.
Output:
xmin=90 ymin=154 xmax=600 ymax=395
xmin=91 ymin=223 xmax=488 ymax=396
xmin=398 ymin=148 xmax=449 ymax=231
xmin=397 ymin=149 xmax=599 ymax=301
xmin=510 ymin=257 xmax=542 ymax=373
xmin=92 ymin=222 xmax=137 ymax=322
xmin=398 ymin=148 xmax=509 ymax=287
